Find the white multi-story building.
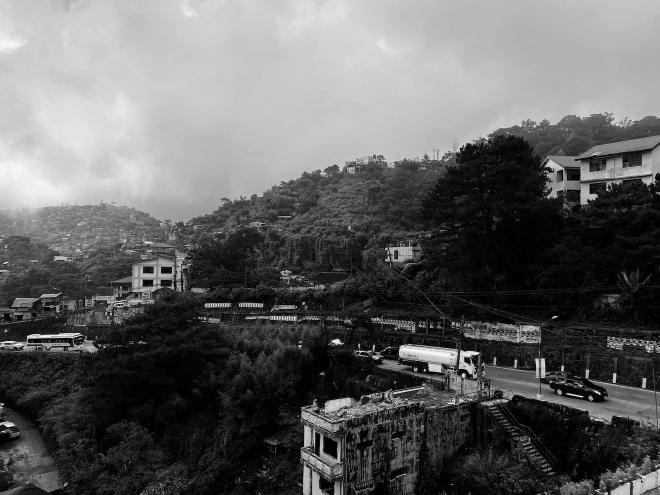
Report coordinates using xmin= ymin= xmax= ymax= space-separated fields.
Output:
xmin=543 ymin=155 xmax=581 ymax=207
xmin=131 ymin=256 xmax=186 ymax=296
xmin=384 ymin=243 xmax=422 ymax=264
xmin=575 ymin=135 xmax=660 ymax=204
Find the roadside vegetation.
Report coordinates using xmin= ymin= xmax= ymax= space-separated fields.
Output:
xmin=0 ymin=298 xmax=387 ymax=494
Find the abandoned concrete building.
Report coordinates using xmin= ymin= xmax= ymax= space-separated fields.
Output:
xmin=300 ymin=383 xmax=477 ymax=495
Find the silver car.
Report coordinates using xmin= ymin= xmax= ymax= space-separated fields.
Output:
xmin=0 ymin=341 xmax=24 ymax=351
xmin=354 ymin=350 xmax=384 ymax=364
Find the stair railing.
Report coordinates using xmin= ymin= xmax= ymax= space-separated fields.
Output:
xmin=498 ymin=404 xmax=557 ymax=468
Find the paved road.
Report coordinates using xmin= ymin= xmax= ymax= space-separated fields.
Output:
xmin=0 ymin=408 xmax=61 ymax=493
xmin=380 ymin=360 xmax=660 ymax=425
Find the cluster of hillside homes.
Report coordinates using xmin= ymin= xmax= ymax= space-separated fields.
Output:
xmin=0 ymin=243 xmax=187 ymax=324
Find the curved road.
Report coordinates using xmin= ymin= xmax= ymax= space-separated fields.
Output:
xmin=380 ymin=360 xmax=660 ymax=425
xmin=0 ymin=407 xmax=61 ymax=493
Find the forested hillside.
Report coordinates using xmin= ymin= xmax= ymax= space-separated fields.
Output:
xmin=489 ymin=113 xmax=660 ymax=156
xmin=0 ymin=203 xmax=170 ymax=255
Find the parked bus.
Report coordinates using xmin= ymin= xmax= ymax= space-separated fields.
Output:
xmin=26 ymin=333 xmax=85 ymax=352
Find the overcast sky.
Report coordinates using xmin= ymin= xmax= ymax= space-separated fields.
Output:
xmin=1 ymin=0 xmax=659 ymax=221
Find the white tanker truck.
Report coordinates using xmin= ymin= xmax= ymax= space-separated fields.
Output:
xmin=398 ymin=344 xmax=482 ymax=379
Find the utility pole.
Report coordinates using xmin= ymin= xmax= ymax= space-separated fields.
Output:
xmin=652 ymin=358 xmax=659 ymax=428
xmin=477 ymin=350 xmax=483 ymax=400
xmin=456 ymin=317 xmax=464 ymax=399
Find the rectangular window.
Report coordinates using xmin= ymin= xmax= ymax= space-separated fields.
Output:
xmin=161 ymin=279 xmax=172 ymax=287
xmin=556 ymin=170 xmax=564 ymax=182
xmin=142 ymin=266 xmax=154 ymax=274
xmin=589 ymin=158 xmax=606 ymax=172
xmin=566 ymin=190 xmax=581 ymax=203
xmin=318 ymin=477 xmax=334 ymax=494
xmin=161 ymin=266 xmax=173 ymax=274
xmin=589 ymin=182 xmax=606 ymax=195
xmin=622 ymin=154 xmax=642 ymax=168
xmin=566 ymin=169 xmax=581 ymax=181
xmin=314 ymin=432 xmax=320 ymax=456
xmin=323 ymin=437 xmax=338 ymax=458
xmin=142 ymin=279 xmax=154 ymax=287
xmin=623 ymin=178 xmax=643 ymax=185
xmin=393 ymin=250 xmax=398 ymax=260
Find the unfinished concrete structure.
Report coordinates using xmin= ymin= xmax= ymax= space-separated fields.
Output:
xmin=300 ymin=384 xmax=477 ymax=495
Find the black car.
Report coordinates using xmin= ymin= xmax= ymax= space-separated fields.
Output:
xmin=379 ymin=346 xmax=400 ymax=360
xmin=549 ymin=377 xmax=608 ymax=402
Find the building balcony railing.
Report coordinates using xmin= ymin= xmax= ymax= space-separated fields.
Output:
xmin=301 ymin=408 xmax=344 ymax=434
xmin=300 ymin=446 xmax=343 ymax=480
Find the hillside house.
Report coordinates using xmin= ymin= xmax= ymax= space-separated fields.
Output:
xmin=61 ymin=299 xmax=78 ymax=311
xmin=543 ymin=155 xmax=580 ymax=207
xmin=145 ymin=242 xmax=177 ymax=257
xmin=109 ymin=276 xmax=133 ymax=299
xmin=385 ymin=243 xmax=422 ymax=264
xmin=39 ymin=293 xmax=63 ymax=314
xmin=0 ymin=306 xmax=12 ymax=321
xmin=576 ymin=134 xmax=660 ymax=204
xmin=132 ymin=256 xmax=186 ymax=297
xmin=11 ymin=298 xmax=43 ymax=321
xmin=343 ymin=154 xmax=387 ymax=174
xmin=53 ymin=256 xmax=74 ymax=262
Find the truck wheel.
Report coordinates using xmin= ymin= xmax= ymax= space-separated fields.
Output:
xmin=413 ymin=366 xmax=420 ymax=373
xmin=586 ymin=394 xmax=595 ymax=402
xmin=555 ymin=388 xmax=563 ymax=396
xmin=460 ymin=371 xmax=468 ymax=379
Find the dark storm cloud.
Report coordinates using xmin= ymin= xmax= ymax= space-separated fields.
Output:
xmin=0 ymin=0 xmax=659 ymax=220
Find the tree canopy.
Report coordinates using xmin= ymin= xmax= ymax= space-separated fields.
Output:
xmin=423 ymin=135 xmax=563 ymax=291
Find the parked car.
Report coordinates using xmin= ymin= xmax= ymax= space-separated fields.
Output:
xmin=328 ymin=338 xmax=344 ymax=348
xmin=549 ymin=377 xmax=608 ymax=402
xmin=354 ymin=350 xmax=384 ymax=364
xmin=542 ymin=370 xmax=570 ymax=384
xmin=0 ymin=421 xmax=20 ymax=442
xmin=0 ymin=341 xmax=24 ymax=351
xmin=379 ymin=346 xmax=400 ymax=360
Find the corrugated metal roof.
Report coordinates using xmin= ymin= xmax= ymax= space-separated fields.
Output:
xmin=576 ymin=135 xmax=660 ymax=160
xmin=11 ymin=298 xmax=39 ymax=308
xmin=544 ymin=155 xmax=579 ymax=169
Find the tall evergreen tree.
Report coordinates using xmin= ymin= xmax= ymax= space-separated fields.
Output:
xmin=423 ymin=135 xmax=563 ymax=291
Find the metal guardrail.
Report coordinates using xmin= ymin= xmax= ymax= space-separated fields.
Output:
xmin=499 ymin=404 xmax=558 ymax=467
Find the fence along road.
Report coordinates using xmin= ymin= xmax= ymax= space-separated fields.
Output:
xmin=379 ymin=360 xmax=660 ymax=426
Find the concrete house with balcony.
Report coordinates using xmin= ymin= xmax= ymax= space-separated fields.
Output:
xmin=543 ymin=155 xmax=580 ymax=207
xmin=131 ymin=256 xmax=186 ymax=297
xmin=575 ymin=135 xmax=660 ymax=204
xmin=300 ymin=384 xmax=476 ymax=495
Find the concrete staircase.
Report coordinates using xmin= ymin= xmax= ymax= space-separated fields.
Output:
xmin=483 ymin=400 xmax=556 ymax=476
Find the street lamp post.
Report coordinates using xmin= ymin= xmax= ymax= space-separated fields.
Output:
xmin=537 ymin=315 xmax=558 ymax=400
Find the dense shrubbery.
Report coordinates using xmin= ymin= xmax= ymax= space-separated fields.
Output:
xmin=0 ymin=299 xmax=358 ymax=494
xmin=506 ymin=398 xmax=660 ymax=483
